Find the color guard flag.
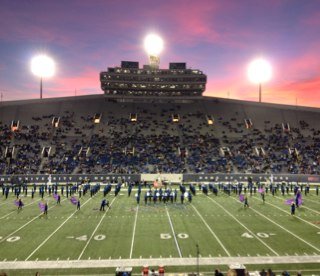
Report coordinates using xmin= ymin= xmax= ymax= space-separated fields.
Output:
xmin=70 ymin=196 xmax=77 ymax=205
xmin=239 ymin=194 xmax=245 ymax=202
xmin=285 ymin=198 xmax=294 ymax=205
xmin=296 ymin=192 xmax=303 ymax=205
xmin=14 ymin=200 xmax=24 ymax=206
xmin=38 ymin=202 xmax=45 ymax=211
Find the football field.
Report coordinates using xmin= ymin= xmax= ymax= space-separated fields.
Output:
xmin=0 ymin=187 xmax=320 ymax=275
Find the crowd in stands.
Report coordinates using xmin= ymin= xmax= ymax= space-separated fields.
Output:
xmin=1 ymin=99 xmax=320 ymax=175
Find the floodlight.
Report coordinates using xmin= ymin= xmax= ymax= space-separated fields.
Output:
xmin=247 ymin=58 xmax=272 ymax=102
xmin=144 ymin=34 xmax=164 ymax=69
xmin=31 ymin=55 xmax=55 ymax=78
xmin=144 ymin=34 xmax=164 ymax=56
xmin=247 ymin=58 xmax=272 ymax=84
xmin=31 ymin=54 xmax=55 ymax=99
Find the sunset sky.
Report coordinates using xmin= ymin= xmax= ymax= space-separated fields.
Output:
xmin=0 ymin=0 xmax=320 ymax=107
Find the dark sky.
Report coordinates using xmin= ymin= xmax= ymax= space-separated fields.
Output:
xmin=0 ymin=0 xmax=320 ymax=107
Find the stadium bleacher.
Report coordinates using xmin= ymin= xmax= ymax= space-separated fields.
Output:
xmin=1 ymin=95 xmax=320 ymax=176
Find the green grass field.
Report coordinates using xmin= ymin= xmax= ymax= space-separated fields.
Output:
xmin=0 ymin=186 xmax=320 ymax=275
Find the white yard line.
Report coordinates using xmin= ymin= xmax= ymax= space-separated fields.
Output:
xmin=165 ymin=206 xmax=182 ymax=258
xmin=190 ymin=204 xmax=231 ymax=257
xmin=253 ymin=196 xmax=320 ymax=230
xmin=0 ymin=255 xmax=319 ymax=269
xmin=206 ymin=196 xmax=279 ymax=256
xmin=0 ymin=198 xmax=67 ymax=245
xmin=129 ymin=205 xmax=139 ymax=259
xmin=296 ymin=205 xmax=320 ymax=215
xmin=0 ymin=201 xmax=8 ymax=207
xmin=25 ymin=197 xmax=92 ymax=261
xmin=78 ymin=197 xmax=116 ymax=260
xmin=0 ymin=197 xmax=45 ymax=220
xmin=303 ymin=197 xmax=320 ymax=205
xmin=231 ymin=197 xmax=320 ymax=253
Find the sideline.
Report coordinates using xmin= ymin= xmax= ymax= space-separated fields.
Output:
xmin=0 ymin=255 xmax=319 ymax=269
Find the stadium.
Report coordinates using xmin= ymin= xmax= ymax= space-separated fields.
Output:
xmin=1 ymin=1 xmax=320 ymax=272
xmin=1 ymin=37 xmax=320 ymax=276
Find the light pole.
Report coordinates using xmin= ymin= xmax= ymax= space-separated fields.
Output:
xmin=40 ymin=77 xmax=43 ymax=99
xmin=247 ymin=58 xmax=272 ymax=103
xmin=31 ymin=55 xmax=55 ymax=99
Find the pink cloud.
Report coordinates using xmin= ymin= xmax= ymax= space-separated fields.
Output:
xmin=277 ymin=50 xmax=320 ymax=81
xmin=141 ymin=1 xmax=221 ymax=46
xmin=45 ymin=67 xmax=101 ymax=97
xmin=205 ymin=71 xmax=320 ymax=108
xmin=263 ymin=78 xmax=320 ymax=108
xmin=302 ymin=11 xmax=320 ymax=27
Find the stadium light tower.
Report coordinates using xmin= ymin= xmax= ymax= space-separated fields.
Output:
xmin=144 ymin=34 xmax=164 ymax=69
xmin=247 ymin=58 xmax=272 ymax=103
xmin=31 ymin=54 xmax=55 ymax=99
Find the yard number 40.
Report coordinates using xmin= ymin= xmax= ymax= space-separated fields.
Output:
xmin=160 ymin=233 xmax=189 ymax=239
xmin=241 ymin=232 xmax=272 ymax=239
